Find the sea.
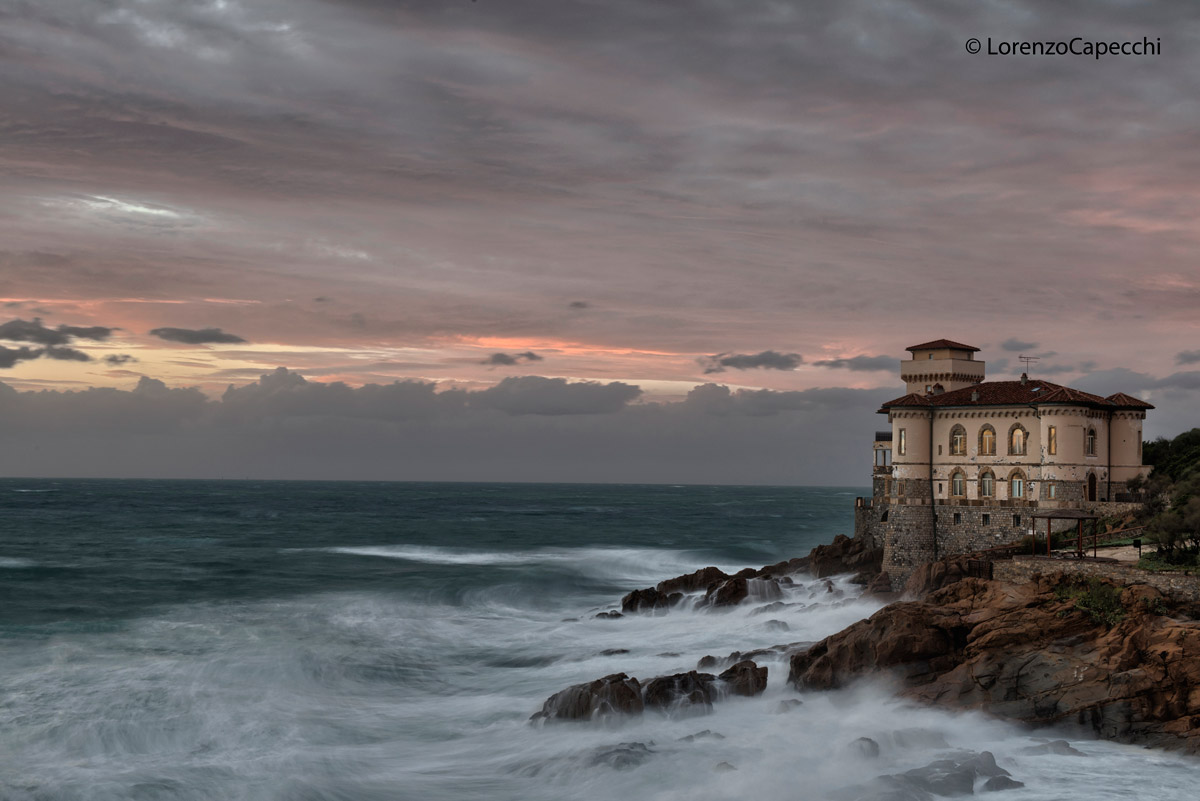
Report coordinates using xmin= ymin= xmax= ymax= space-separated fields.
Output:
xmin=1 ymin=479 xmax=1196 ymax=801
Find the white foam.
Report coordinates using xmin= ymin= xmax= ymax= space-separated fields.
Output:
xmin=0 ymin=557 xmax=36 ymax=568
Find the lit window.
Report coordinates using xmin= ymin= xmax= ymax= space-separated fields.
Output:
xmin=980 ymin=427 xmax=996 ymax=456
xmin=1009 ymin=426 xmax=1026 ymax=456
xmin=898 ymin=428 xmax=906 ymax=456
xmin=1048 ymin=426 xmax=1057 ymax=455
xmin=1086 ymin=428 xmax=1097 ymax=456
xmin=952 ymin=472 xmax=965 ymax=497
xmin=951 ymin=426 xmax=966 ymax=456
xmin=1011 ymin=475 xmax=1024 ymax=498
xmin=980 ymin=471 xmax=995 ymax=497
xmin=1048 ymin=482 xmax=1057 ymax=499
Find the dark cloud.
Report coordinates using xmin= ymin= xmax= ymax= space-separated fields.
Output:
xmin=1176 ymin=350 xmax=1200 ymax=366
xmin=0 ymin=318 xmax=70 ymax=346
xmin=569 ymin=301 xmax=589 ymax=309
xmin=41 ymin=347 xmax=92 ymax=362
xmin=56 ymin=324 xmax=115 ymax=341
xmin=149 ymin=327 xmax=248 ymax=344
xmin=700 ymin=350 xmax=802 ymax=374
xmin=313 ymin=297 xmax=332 ymax=303
xmin=1001 ymin=338 xmax=1039 ymax=352
xmin=470 ymin=376 xmax=640 ymax=415
xmin=104 ymin=354 xmax=138 ymax=365
xmin=0 ymin=318 xmax=113 ymax=348
xmin=0 ymin=346 xmax=41 ymax=369
xmin=482 ymin=351 xmax=544 ymax=366
xmin=813 ymin=355 xmax=894 ymax=372
xmin=0 ymin=369 xmax=895 ymax=483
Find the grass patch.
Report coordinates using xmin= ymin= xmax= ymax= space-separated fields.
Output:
xmin=1137 ymin=552 xmax=1200 ymax=573
xmin=1053 ymin=577 xmax=1126 ymax=627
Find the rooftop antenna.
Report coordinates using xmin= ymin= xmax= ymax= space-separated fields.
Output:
xmin=1018 ymin=355 xmax=1040 ymax=374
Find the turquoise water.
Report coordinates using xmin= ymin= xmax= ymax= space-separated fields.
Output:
xmin=2 ymin=480 xmax=1196 ymax=800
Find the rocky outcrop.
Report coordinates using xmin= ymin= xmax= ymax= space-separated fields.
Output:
xmin=789 ymin=573 xmax=1200 ymax=752
xmin=619 ymin=535 xmax=880 ymax=614
xmin=533 ymin=661 xmax=768 ymax=723
xmin=807 ymin=533 xmax=883 ymax=579
xmin=835 ymin=750 xmax=1019 ymax=800
xmin=531 ymin=673 xmax=644 ymax=722
xmin=656 ymin=566 xmax=730 ymax=595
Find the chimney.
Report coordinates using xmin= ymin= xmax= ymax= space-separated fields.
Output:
xmin=1020 ymin=372 xmax=1028 ymax=385
xmin=971 ymin=390 xmax=980 ymax=402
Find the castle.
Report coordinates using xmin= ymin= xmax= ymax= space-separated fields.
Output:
xmin=854 ymin=339 xmax=1153 ymax=588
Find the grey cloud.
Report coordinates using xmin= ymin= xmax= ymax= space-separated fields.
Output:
xmin=569 ymin=301 xmax=589 ymax=309
xmin=482 ymin=351 xmax=543 ymax=366
xmin=0 ymin=346 xmax=41 ymax=368
xmin=149 ymin=327 xmax=248 ymax=344
xmin=470 ymin=376 xmax=640 ymax=415
xmin=1176 ymin=350 xmax=1200 ymax=365
xmin=0 ymin=318 xmax=70 ymax=346
xmin=104 ymin=354 xmax=138 ymax=365
xmin=700 ymin=350 xmax=802 ymax=374
xmin=41 ymin=347 xmax=92 ymax=362
xmin=812 ymin=355 xmax=894 ymax=372
xmin=1001 ymin=338 xmax=1039 ymax=352
xmin=0 ymin=370 xmax=892 ymax=483
xmin=56 ymin=324 xmax=114 ymax=341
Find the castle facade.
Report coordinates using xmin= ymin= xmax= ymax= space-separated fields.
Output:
xmin=855 ymin=339 xmax=1153 ymax=588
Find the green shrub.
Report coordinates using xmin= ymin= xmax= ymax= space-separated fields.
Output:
xmin=1054 ymin=577 xmax=1126 ymax=627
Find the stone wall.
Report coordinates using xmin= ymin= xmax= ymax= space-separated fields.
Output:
xmin=994 ymin=556 xmax=1200 ymax=603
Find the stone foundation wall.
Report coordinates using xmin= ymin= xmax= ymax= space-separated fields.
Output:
xmin=994 ymin=556 xmax=1200 ymax=603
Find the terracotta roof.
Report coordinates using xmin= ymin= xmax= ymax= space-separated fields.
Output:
xmin=879 ymin=379 xmax=1150 ymax=412
xmin=905 ymin=339 xmax=980 ymax=353
xmin=1106 ymin=392 xmax=1155 ymax=410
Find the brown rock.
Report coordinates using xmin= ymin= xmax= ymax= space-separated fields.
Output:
xmin=532 ymin=673 xmax=643 ymax=722
xmin=717 ymin=660 xmax=768 ymax=697
xmin=656 ymin=566 xmax=729 ymax=595
xmin=788 ymin=573 xmax=1200 ymax=753
xmin=642 ymin=671 xmax=718 ymax=713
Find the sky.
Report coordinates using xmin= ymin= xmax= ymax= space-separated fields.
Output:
xmin=1 ymin=0 xmax=1199 ymax=484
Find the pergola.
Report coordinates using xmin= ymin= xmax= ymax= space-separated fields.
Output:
xmin=1030 ymin=509 xmax=1102 ymax=558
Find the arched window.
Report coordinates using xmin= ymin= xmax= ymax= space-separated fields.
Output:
xmin=979 ymin=425 xmax=996 ymax=456
xmin=980 ymin=470 xmax=995 ymax=498
xmin=1008 ymin=424 xmax=1027 ymax=456
xmin=1086 ymin=428 xmax=1097 ymax=456
xmin=951 ymin=470 xmax=966 ymax=497
xmin=950 ymin=425 xmax=967 ymax=456
xmin=1010 ymin=470 xmax=1025 ymax=499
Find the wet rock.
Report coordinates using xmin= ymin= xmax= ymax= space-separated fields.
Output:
xmin=982 ymin=776 xmax=1025 ymax=792
xmin=656 ymin=652 xmax=681 ymax=658
xmin=807 ymin=533 xmax=883 ymax=580
xmin=642 ymin=671 xmax=718 ymax=714
xmin=750 ymin=601 xmax=791 ymax=615
xmin=703 ymin=577 xmax=750 ymax=607
xmin=1020 ymin=739 xmax=1085 ymax=756
xmin=717 ymin=660 xmax=768 ymax=697
xmin=702 ymin=576 xmax=782 ymax=608
xmin=865 ymin=572 xmax=895 ymax=598
xmin=531 ymin=673 xmax=643 ymax=722
xmin=764 ymin=619 xmax=790 ymax=632
xmin=774 ymin=699 xmax=804 ymax=714
xmin=787 ymin=569 xmax=1200 ymax=753
xmin=897 ymin=759 xmax=977 ymax=797
xmin=848 ymin=737 xmax=880 ymax=759
xmin=594 ymin=610 xmax=623 ymax=619
xmin=586 ymin=742 xmax=655 ymax=770
xmin=960 ymin=751 xmax=1009 ymax=778
xmin=714 ymin=762 xmax=738 ymax=772
xmin=599 ymin=648 xmax=630 ymax=656
xmin=656 ymin=566 xmax=729 ymax=595
xmin=698 ymin=644 xmax=799 ymax=671
xmin=620 ymin=587 xmax=672 ymax=613
xmin=677 ymin=729 xmax=725 ymax=742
